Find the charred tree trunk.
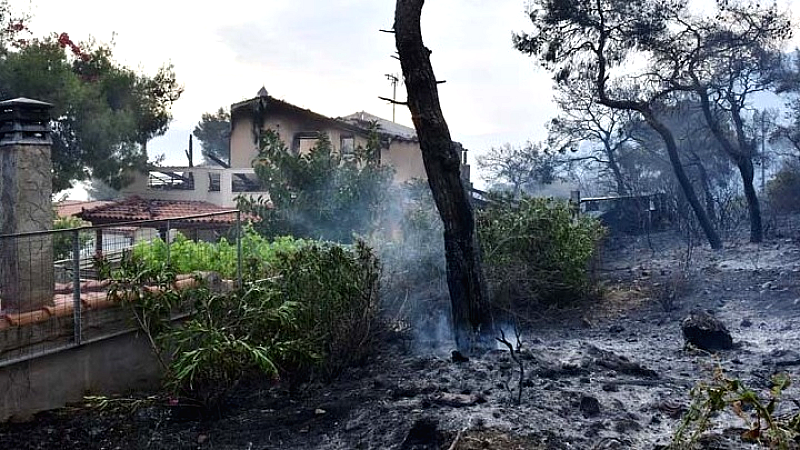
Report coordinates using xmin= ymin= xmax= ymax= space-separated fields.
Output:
xmin=394 ymin=0 xmax=494 ymax=350
xmin=686 ymin=148 xmax=717 ymax=226
xmin=737 ymin=156 xmax=763 ymax=243
xmin=641 ymin=110 xmax=723 ymax=249
xmin=604 ymin=142 xmax=629 ymax=196
xmin=694 ymin=83 xmax=763 ymax=243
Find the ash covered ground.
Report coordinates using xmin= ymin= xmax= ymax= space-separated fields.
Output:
xmin=2 ymin=229 xmax=800 ymax=449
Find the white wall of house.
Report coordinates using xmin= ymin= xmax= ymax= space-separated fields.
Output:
xmin=121 ymin=167 xmax=269 ymax=208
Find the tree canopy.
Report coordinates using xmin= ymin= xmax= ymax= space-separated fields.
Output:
xmin=0 ymin=6 xmax=182 ymax=191
xmin=238 ymin=127 xmax=394 ymax=242
xmin=193 ymin=107 xmax=231 ymax=165
xmin=515 ymin=0 xmax=793 ymax=247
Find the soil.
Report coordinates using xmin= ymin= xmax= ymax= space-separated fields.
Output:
xmin=2 ymin=229 xmax=800 ymax=449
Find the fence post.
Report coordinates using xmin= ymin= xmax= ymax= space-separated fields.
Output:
xmin=72 ymin=229 xmax=82 ymax=345
xmin=236 ymin=210 xmax=243 ymax=288
xmin=165 ymin=220 xmax=171 ymax=268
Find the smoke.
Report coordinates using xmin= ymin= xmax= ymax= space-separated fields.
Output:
xmin=371 ymin=179 xmax=457 ymax=353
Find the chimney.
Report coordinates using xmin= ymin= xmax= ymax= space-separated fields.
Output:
xmin=0 ymin=98 xmax=55 ymax=312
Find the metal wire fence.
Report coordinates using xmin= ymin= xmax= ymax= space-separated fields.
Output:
xmin=0 ymin=210 xmax=244 ymax=366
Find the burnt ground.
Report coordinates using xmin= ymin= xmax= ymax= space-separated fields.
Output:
xmin=2 ymin=229 xmax=800 ymax=449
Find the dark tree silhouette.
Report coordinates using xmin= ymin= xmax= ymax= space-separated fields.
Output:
xmin=394 ymin=0 xmax=494 ymax=351
xmin=514 ymin=0 xmax=723 ymax=249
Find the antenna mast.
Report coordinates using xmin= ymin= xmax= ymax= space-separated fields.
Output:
xmin=385 ymin=73 xmax=399 ymax=122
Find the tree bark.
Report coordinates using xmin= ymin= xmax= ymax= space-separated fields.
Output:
xmin=394 ymin=0 xmax=494 ymax=351
xmin=604 ymin=141 xmax=629 ymax=196
xmin=693 ymin=82 xmax=763 ymax=243
xmin=640 ymin=109 xmax=723 ymax=249
xmin=737 ymin=157 xmax=763 ymax=243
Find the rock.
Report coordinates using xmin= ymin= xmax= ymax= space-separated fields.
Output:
xmin=450 ymin=350 xmax=469 ymax=363
xmin=314 ymin=408 xmax=326 ymax=415
xmin=682 ymin=310 xmax=734 ymax=351
xmin=765 ymin=349 xmax=800 ymax=367
xmin=428 ymin=392 xmax=480 ymax=408
xmin=579 ymin=394 xmax=601 ymax=417
xmin=586 ymin=344 xmax=658 ymax=378
xmin=609 ymin=324 xmax=625 ymax=334
xmin=761 ymin=281 xmax=773 ymax=290
xmin=401 ymin=418 xmax=440 ymax=450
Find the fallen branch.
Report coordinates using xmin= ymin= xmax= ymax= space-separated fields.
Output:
xmin=447 ymin=428 xmax=465 ymax=450
xmin=496 ymin=328 xmax=524 ymax=404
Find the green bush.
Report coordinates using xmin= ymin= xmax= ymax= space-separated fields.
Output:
xmin=673 ymin=366 xmax=800 ymax=448
xmin=239 ymin=128 xmax=394 ymax=242
xmin=130 ymin=227 xmax=305 ymax=280
xmin=477 ymin=194 xmax=605 ymax=312
xmin=767 ymin=161 xmax=800 ymax=215
xmin=116 ymin=235 xmax=381 ymax=405
xmin=52 ymin=215 xmax=91 ymax=260
xmin=374 ymin=180 xmax=447 ymax=323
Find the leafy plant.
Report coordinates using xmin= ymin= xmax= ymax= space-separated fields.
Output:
xmin=477 ymin=194 xmax=605 ymax=313
xmin=114 ymin=235 xmax=381 ymax=405
xmin=52 ymin=215 xmax=91 ymax=260
xmin=238 ymin=127 xmax=394 ymax=242
xmin=767 ymin=161 xmax=800 ymax=215
xmin=673 ymin=366 xmax=800 ymax=449
xmin=130 ymin=227 xmax=306 ymax=280
xmin=165 ymin=281 xmax=312 ymax=405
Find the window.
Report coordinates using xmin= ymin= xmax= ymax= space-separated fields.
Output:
xmin=231 ymin=173 xmax=262 ymax=192
xmin=208 ymin=173 xmax=221 ymax=192
xmin=340 ymin=135 xmax=355 ymax=155
xmin=293 ymin=131 xmax=320 ymax=155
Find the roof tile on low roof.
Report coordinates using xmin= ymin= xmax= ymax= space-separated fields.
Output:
xmin=56 ymin=200 xmax=115 ymax=218
xmin=77 ymin=196 xmax=249 ymax=226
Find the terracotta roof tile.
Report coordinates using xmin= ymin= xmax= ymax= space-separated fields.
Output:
xmin=77 ymin=196 xmax=250 ymax=226
xmin=56 ymin=200 xmax=115 ymax=218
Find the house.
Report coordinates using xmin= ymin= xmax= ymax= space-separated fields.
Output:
xmin=121 ymin=87 xmax=471 ymax=207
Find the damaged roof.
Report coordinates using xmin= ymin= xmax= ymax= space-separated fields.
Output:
xmin=77 ymin=196 xmax=249 ymax=227
xmin=231 ymin=93 xmax=418 ymax=142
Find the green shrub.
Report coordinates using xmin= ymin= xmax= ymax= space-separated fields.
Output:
xmin=52 ymin=215 xmax=91 ymax=260
xmin=130 ymin=227 xmax=306 ymax=280
xmin=673 ymin=366 xmax=800 ymax=449
xmin=767 ymin=161 xmax=800 ymax=215
xmin=116 ymin=235 xmax=381 ymax=405
xmin=477 ymin=194 xmax=605 ymax=312
xmin=374 ymin=180 xmax=447 ymax=324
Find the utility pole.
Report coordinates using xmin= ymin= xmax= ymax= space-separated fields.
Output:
xmin=385 ymin=73 xmax=399 ymax=122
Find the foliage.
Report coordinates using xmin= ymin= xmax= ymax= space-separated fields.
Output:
xmin=193 ymin=107 xmax=231 ymax=165
xmin=477 ymin=141 xmax=559 ymax=196
xmin=165 ymin=281 xmax=310 ymax=404
xmin=477 ymin=194 xmax=605 ymax=311
xmin=239 ymin=127 xmax=394 ymax=242
xmin=130 ymin=228 xmax=304 ymax=280
xmin=673 ymin=366 xmax=800 ymax=449
xmin=52 ymin=214 xmax=90 ymax=260
xmin=116 ymin=234 xmax=381 ymax=404
xmin=0 ymin=22 xmax=182 ymax=191
xmin=265 ymin=240 xmax=381 ymax=378
xmin=767 ymin=161 xmax=800 ymax=214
